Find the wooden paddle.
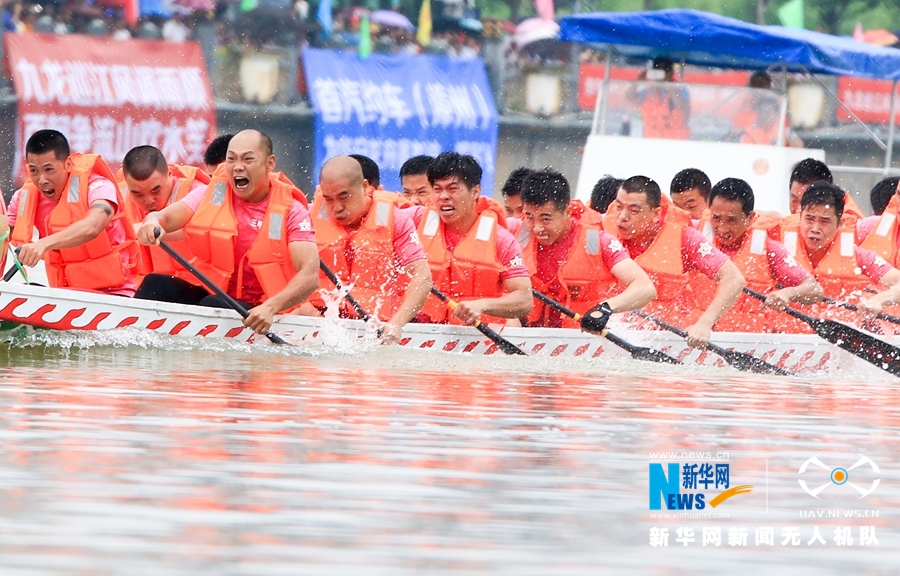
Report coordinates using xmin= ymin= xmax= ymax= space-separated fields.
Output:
xmin=744 ymin=287 xmax=900 ymax=377
xmin=531 ymin=289 xmax=681 ymax=364
xmin=631 ymin=310 xmax=794 ymax=376
xmin=154 ymin=229 xmax=287 ymax=345
xmin=429 ymin=287 xmax=527 ymax=356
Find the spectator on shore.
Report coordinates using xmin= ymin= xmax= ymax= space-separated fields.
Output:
xmin=162 ymin=12 xmax=190 ymax=42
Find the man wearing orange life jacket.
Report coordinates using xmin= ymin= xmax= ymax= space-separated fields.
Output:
xmin=786 ymin=182 xmax=900 ymax=323
xmin=203 ymin=134 xmax=233 ymax=175
xmin=857 ymin=177 xmax=900 ymax=265
xmin=626 ymin=57 xmax=690 ymax=140
xmin=498 ymin=167 xmax=533 ymax=241
xmin=8 ymin=129 xmax=140 ymax=296
xmin=519 ymin=169 xmax=656 ymax=330
xmin=400 ymin=155 xmax=435 ymax=207
xmin=119 ymin=145 xmax=211 ymax=287
xmin=295 ymin=155 xmax=432 ymax=345
xmin=135 ymin=129 xmax=319 ymax=334
xmin=416 ymin=152 xmax=533 ymax=326
xmin=607 ymin=175 xmax=745 ymax=348
xmin=703 ymin=178 xmax=822 ymax=333
xmin=763 ymin=159 xmax=865 ymax=240
xmin=670 ymin=168 xmax=713 ymax=239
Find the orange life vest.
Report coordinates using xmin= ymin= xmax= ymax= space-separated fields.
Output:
xmin=418 ymin=196 xmax=509 ymax=324
xmin=784 ymin=226 xmax=873 ymax=326
xmin=781 ymin=193 xmax=863 ymax=240
xmin=120 ymin=165 xmax=211 ymax=285
xmin=640 ymin=87 xmax=690 ymax=140
xmin=522 ymin=200 xmax=619 ymax=328
xmin=740 ymin=123 xmax=780 ymax=146
xmin=859 ymin=193 xmax=900 ymax=267
xmin=11 ymin=154 xmax=140 ymax=291
xmin=182 ymin=171 xmax=308 ymax=303
xmin=308 ymin=189 xmax=407 ymax=322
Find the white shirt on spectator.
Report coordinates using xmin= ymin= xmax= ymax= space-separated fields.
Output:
xmin=162 ymin=18 xmax=190 ymax=42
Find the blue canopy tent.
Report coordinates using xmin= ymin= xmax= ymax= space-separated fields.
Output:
xmin=559 ymin=9 xmax=900 ymax=172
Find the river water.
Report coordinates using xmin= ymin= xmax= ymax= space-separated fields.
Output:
xmin=0 ymin=328 xmax=895 ymax=574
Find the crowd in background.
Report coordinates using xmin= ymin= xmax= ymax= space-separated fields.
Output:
xmin=0 ymin=0 xmax=488 ymax=56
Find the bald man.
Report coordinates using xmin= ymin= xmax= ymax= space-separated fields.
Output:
xmin=135 ymin=129 xmax=320 ymax=334
xmin=296 ymin=155 xmax=431 ymax=344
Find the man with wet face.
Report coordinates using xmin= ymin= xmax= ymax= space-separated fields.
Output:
xmin=609 ymin=175 xmax=745 ymax=347
xmin=122 ymin=146 xmax=210 ymax=221
xmin=120 ymin=145 xmax=210 ymax=286
xmin=519 ymin=169 xmax=656 ymax=330
xmin=700 ymin=178 xmax=822 ymax=332
xmin=669 ymin=168 xmax=711 ymax=222
xmin=8 ymin=129 xmax=141 ymax=296
xmin=786 ymin=182 xmax=900 ymax=319
xmin=297 ymin=156 xmax=432 ymax=345
xmin=135 ymin=129 xmax=320 ymax=334
xmin=416 ymin=152 xmax=533 ymax=326
xmin=399 ymin=155 xmax=434 ymax=207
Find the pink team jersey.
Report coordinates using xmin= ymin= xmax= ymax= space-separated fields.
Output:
xmin=623 ymin=226 xmax=728 ymax=278
xmin=404 ymin=204 xmax=529 ymax=280
xmin=129 ymin=175 xmax=208 ymax=221
xmin=8 ymin=174 xmax=136 ymax=297
xmin=534 ymin=221 xmax=629 ymax=294
xmin=443 ymin=223 xmax=530 ymax=281
xmin=180 ymin=184 xmax=316 ymax=304
xmin=717 ymin=236 xmax=809 ymax=288
xmin=856 ymin=246 xmax=894 ymax=284
xmin=335 ymin=205 xmax=425 ymax=271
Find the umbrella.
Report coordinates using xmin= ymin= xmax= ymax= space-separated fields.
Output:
xmin=458 ymin=18 xmax=483 ymax=33
xmin=370 ymin=10 xmax=414 ymax=31
xmin=514 ymin=17 xmax=559 ymax=47
xmin=862 ymin=29 xmax=900 ymax=47
xmin=173 ymin=0 xmax=216 ymax=11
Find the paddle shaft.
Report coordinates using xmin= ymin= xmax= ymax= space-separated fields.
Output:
xmin=155 ymin=232 xmax=287 ymax=345
xmin=744 ymin=287 xmax=900 ymax=377
xmin=821 ymin=295 xmax=900 ymax=325
xmin=631 ymin=309 xmax=793 ymax=375
xmin=429 ymin=287 xmax=527 ymax=356
xmin=318 ymin=261 xmax=373 ymax=322
xmin=2 ymin=262 xmax=17 ymax=282
xmin=531 ymin=289 xmax=681 ymax=364
xmin=3 ymin=248 xmax=21 ymax=282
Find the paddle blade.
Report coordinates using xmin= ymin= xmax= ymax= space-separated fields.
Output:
xmin=631 ymin=346 xmax=682 ymax=364
xmin=812 ymin=317 xmax=900 ymax=376
xmin=718 ymin=348 xmax=793 ymax=376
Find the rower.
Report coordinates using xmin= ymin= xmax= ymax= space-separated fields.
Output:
xmin=702 ymin=178 xmax=822 ymax=332
xmin=135 ymin=129 xmax=319 ymax=335
xmin=669 ymin=168 xmax=712 ymax=237
xmin=203 ymin=134 xmax=233 ymax=175
xmin=9 ymin=129 xmax=141 ymax=296
xmin=500 ymin=167 xmax=533 ymax=220
xmin=120 ymin=145 xmax=211 ymax=286
xmin=399 ymin=155 xmax=434 ymax=207
xmin=416 ymin=152 xmax=533 ymax=326
xmin=298 ymin=155 xmax=432 ymax=345
xmin=349 ymin=154 xmax=382 ymax=191
xmin=608 ymin=175 xmax=745 ymax=348
xmin=786 ymin=181 xmax=900 ymax=323
xmin=519 ymin=169 xmax=656 ymax=330
xmin=857 ymin=177 xmax=900 ymax=265
xmin=589 ymin=175 xmax=622 ymax=214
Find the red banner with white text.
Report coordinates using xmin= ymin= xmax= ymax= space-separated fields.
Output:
xmin=836 ymin=77 xmax=900 ymax=124
xmin=4 ymin=33 xmax=216 ymax=184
